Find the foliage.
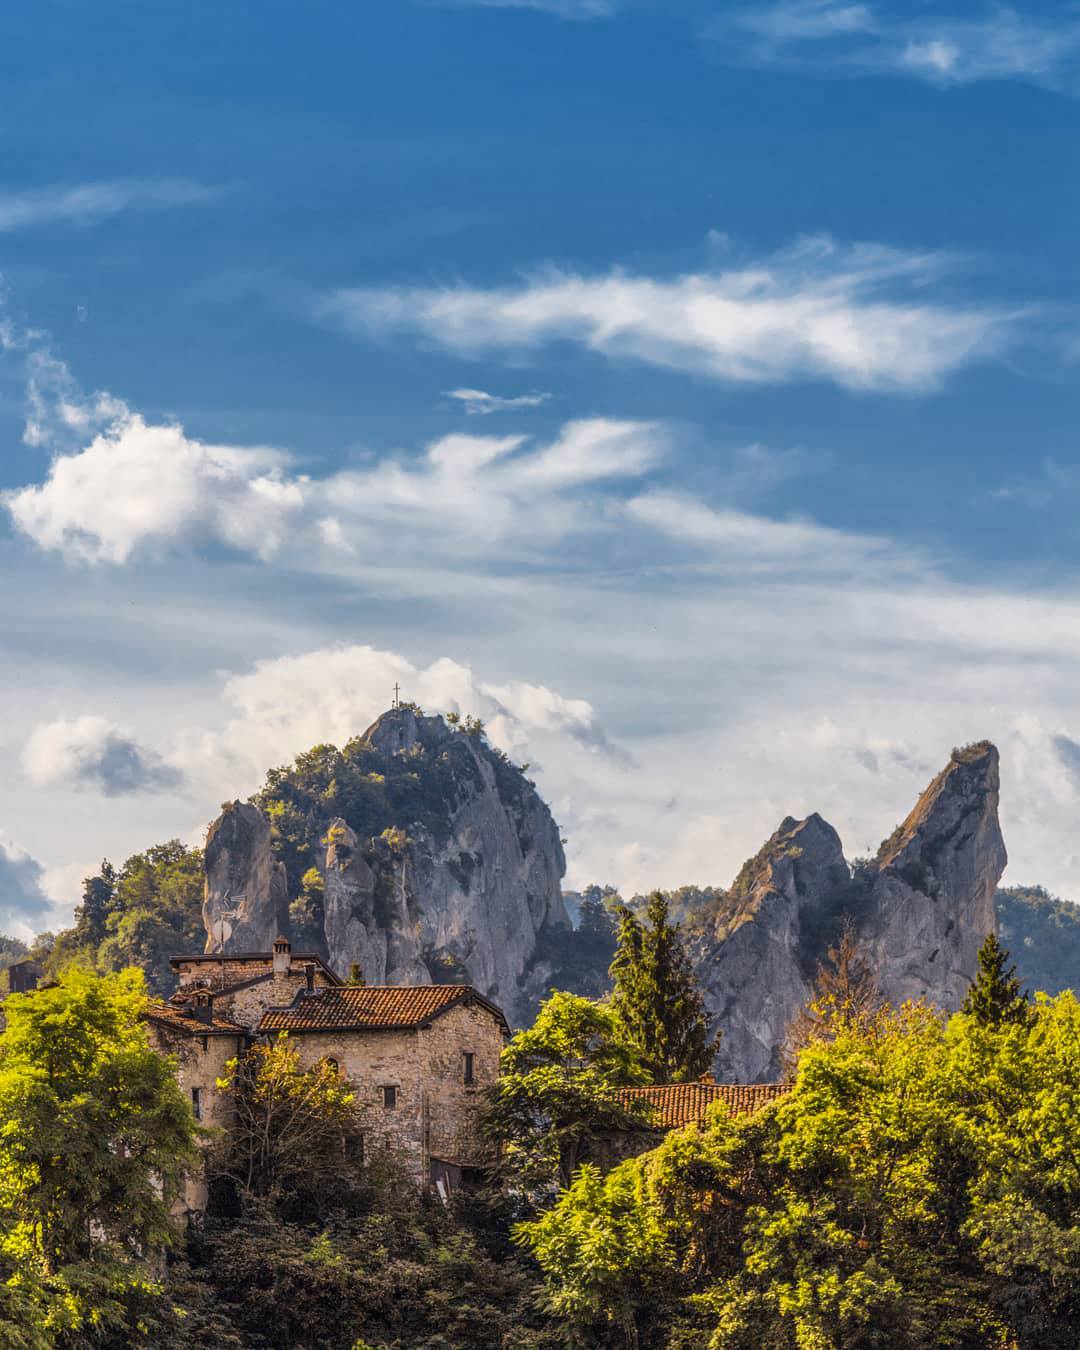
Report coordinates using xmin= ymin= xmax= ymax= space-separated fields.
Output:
xmin=0 ymin=967 xmax=199 ymax=1345
xmin=610 ymin=892 xmax=716 ymax=1083
xmin=962 ymin=932 xmax=1030 ymax=1027
xmin=485 ymin=991 xmax=654 ymax=1195
xmin=212 ymin=1036 xmax=367 ymax=1223
xmin=996 ymin=884 xmax=1079 ymax=996
xmin=519 ymin=989 xmax=1080 ymax=1349
xmin=44 ymin=843 xmax=204 ymax=995
xmin=784 ymin=918 xmax=880 ymax=1071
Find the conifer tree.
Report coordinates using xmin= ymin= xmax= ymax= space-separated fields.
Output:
xmin=784 ymin=919 xmax=880 ymax=1071
xmin=609 ymin=891 xmax=716 ymax=1082
xmin=962 ymin=932 xmax=1030 ymax=1027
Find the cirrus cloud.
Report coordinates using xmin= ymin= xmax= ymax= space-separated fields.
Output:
xmin=321 ymin=237 xmax=1015 ymax=392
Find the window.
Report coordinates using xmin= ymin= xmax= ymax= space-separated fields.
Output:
xmin=382 ymin=1085 xmax=397 ymax=1109
xmin=463 ymin=1052 xmax=475 ymax=1086
xmin=191 ymin=1087 xmax=202 ymax=1121
xmin=322 ymin=1057 xmax=339 ymax=1075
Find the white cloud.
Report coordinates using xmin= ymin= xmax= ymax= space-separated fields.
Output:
xmin=0 ymin=178 xmax=221 ymax=233
xmin=0 ymin=837 xmax=52 ymax=933
xmin=23 ymin=717 xmax=184 ymax=797
xmin=446 ymin=387 xmax=553 ymax=415
xmin=624 ymin=490 xmax=900 ymax=576
xmin=6 ymin=409 xmax=305 ymax=563
xmin=323 ymin=238 xmax=1012 ymax=391
xmin=176 ymin=645 xmax=623 ymax=798
xmin=709 ymin=3 xmax=1080 ymax=90
xmin=4 ymin=404 xmax=668 ymax=566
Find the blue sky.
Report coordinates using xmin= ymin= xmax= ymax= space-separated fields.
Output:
xmin=2 ymin=0 xmax=1080 ymax=930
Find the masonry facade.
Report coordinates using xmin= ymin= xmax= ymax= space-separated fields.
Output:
xmin=145 ymin=937 xmax=508 ymax=1214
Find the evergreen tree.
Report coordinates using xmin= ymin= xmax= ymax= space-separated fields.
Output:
xmin=609 ymin=891 xmax=716 ymax=1083
xmin=963 ymin=932 xmax=1030 ymax=1027
xmin=73 ymin=859 xmax=116 ymax=947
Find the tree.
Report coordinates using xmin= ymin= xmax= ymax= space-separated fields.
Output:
xmin=0 ymin=967 xmax=196 ymax=1270
xmin=0 ymin=967 xmax=198 ymax=1342
xmin=522 ymin=994 xmax=1080 ymax=1349
xmin=72 ymin=861 xmax=116 ymax=948
xmin=213 ymin=1035 xmax=367 ymax=1222
xmin=609 ymin=892 xmax=716 ymax=1082
xmin=484 ymin=991 xmax=654 ymax=1195
xmin=784 ymin=918 xmax=880 ymax=1070
xmin=963 ymin=932 xmax=1030 ymax=1028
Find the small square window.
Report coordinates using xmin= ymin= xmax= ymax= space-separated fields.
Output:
xmin=382 ymin=1085 xmax=397 ymax=1109
xmin=463 ymin=1052 xmax=475 ymax=1085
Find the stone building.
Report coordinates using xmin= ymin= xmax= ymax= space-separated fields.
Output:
xmin=145 ymin=937 xmax=508 ymax=1213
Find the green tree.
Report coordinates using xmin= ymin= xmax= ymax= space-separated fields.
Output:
xmin=963 ymin=932 xmax=1030 ymax=1027
xmin=484 ymin=991 xmax=654 ymax=1195
xmin=784 ymin=918 xmax=880 ymax=1071
xmin=0 ymin=967 xmax=198 ymax=1342
xmin=72 ymin=860 xmax=116 ymax=948
xmin=610 ymin=892 xmax=716 ymax=1082
xmin=214 ymin=1035 xmax=366 ymax=1222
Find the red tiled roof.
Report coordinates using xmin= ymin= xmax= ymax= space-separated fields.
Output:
xmin=146 ymin=1000 xmax=247 ymax=1037
xmin=258 ymin=984 xmax=508 ymax=1034
xmin=619 ymin=1081 xmax=792 ymax=1130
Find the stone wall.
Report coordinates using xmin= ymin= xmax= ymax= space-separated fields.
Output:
xmin=284 ymin=1003 xmax=506 ymax=1183
xmin=147 ymin=1023 xmax=243 ymax=1215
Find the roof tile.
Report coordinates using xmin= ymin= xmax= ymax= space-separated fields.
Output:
xmin=146 ymin=1000 xmax=247 ymax=1036
xmin=258 ymin=984 xmax=507 ymax=1034
xmin=619 ymin=1081 xmax=791 ymax=1130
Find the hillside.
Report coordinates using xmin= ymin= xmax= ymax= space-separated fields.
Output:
xmin=996 ymin=885 xmax=1080 ymax=996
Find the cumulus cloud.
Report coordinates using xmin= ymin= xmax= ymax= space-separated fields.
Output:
xmin=6 ymin=410 xmax=305 ymax=563
xmin=0 ymin=177 xmax=222 ymax=234
xmin=708 ymin=3 xmax=1080 ymax=90
xmin=446 ymin=388 xmax=553 ymax=415
xmin=322 ymin=238 xmax=1012 ymax=392
xmin=0 ymin=837 xmax=53 ymax=931
xmin=23 ymin=717 xmax=184 ymax=797
xmin=174 ymin=645 xmax=625 ymax=798
xmin=4 ymin=406 xmax=667 ymax=565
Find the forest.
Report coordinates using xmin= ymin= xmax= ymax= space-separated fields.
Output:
xmin=0 ymin=880 xmax=1076 ymax=1348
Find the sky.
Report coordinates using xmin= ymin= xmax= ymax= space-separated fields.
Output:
xmin=1 ymin=0 xmax=1079 ymax=935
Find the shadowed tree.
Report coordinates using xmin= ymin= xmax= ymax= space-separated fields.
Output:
xmin=609 ymin=892 xmax=716 ymax=1083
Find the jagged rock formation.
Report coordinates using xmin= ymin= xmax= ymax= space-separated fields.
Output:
xmin=203 ymin=708 xmax=571 ymax=1025
xmin=688 ymin=742 xmax=1006 ymax=1082
xmin=203 ymin=802 xmax=288 ymax=951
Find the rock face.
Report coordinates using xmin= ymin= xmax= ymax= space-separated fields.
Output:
xmin=689 ymin=743 xmax=1006 ymax=1082
xmin=203 ymin=708 xmax=571 ymax=1025
xmin=203 ymin=802 xmax=289 ymax=951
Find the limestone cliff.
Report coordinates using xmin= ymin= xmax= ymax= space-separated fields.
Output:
xmin=203 ymin=802 xmax=289 ymax=951
xmin=689 ymin=742 xmax=1006 ymax=1082
xmin=203 ymin=708 xmax=570 ymax=1025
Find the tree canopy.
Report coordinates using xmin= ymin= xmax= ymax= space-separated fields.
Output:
xmin=610 ymin=891 xmax=716 ymax=1083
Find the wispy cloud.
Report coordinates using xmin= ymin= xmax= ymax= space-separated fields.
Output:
xmin=0 ymin=178 xmax=222 ymax=234
xmin=707 ymin=3 xmax=1080 ymax=90
xmin=22 ymin=717 xmax=184 ymax=797
xmin=321 ymin=237 xmax=1014 ymax=392
xmin=446 ymin=387 xmax=553 ymax=415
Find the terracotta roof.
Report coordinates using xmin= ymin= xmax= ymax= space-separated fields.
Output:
xmin=146 ymin=1000 xmax=247 ymax=1037
xmin=619 ymin=1081 xmax=792 ymax=1130
xmin=258 ymin=984 xmax=509 ymax=1035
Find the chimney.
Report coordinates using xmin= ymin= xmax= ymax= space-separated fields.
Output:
xmin=304 ymin=962 xmax=316 ymax=993
xmin=272 ymin=935 xmax=291 ymax=976
xmin=193 ymin=990 xmax=214 ymax=1026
